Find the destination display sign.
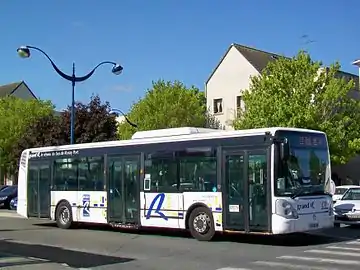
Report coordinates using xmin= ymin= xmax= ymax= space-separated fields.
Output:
xmin=28 ymin=149 xmax=80 ymax=159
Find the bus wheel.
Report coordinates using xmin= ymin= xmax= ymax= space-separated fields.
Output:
xmin=56 ymin=201 xmax=73 ymax=229
xmin=188 ymin=206 xmax=215 ymax=241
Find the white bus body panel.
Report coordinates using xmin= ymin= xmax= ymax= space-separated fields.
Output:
xmin=140 ymin=192 xmax=223 ymax=231
xmin=272 ymin=196 xmax=334 ymax=234
xmin=50 ymin=191 xmax=107 ymax=224
xmin=17 ymin=150 xmax=29 ymax=218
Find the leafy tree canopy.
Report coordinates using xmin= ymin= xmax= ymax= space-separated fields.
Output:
xmin=0 ymin=97 xmax=54 ymax=172
xmin=9 ymin=94 xmax=118 ymax=174
xmin=233 ymin=51 xmax=360 ymax=165
xmin=61 ymin=94 xmax=118 ymax=144
xmin=118 ymin=79 xmax=221 ymax=139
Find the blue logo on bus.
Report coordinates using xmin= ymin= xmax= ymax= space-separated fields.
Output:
xmin=146 ymin=193 xmax=168 ymax=221
xmin=82 ymin=194 xmax=90 ymax=217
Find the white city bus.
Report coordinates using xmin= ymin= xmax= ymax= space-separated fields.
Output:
xmin=17 ymin=127 xmax=334 ymax=241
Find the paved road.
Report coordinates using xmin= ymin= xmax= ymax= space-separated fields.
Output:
xmin=1 ymin=211 xmax=360 ymax=269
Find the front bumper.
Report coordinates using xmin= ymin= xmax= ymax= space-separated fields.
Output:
xmin=272 ymin=212 xmax=334 ymax=234
xmin=335 ymin=214 xmax=360 ymax=225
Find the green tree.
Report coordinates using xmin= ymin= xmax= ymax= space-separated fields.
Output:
xmin=0 ymin=96 xmax=54 ymax=177
xmin=118 ymin=80 xmax=221 ymax=139
xmin=8 ymin=95 xmax=118 ymax=178
xmin=233 ymin=51 xmax=360 ymax=165
xmin=61 ymin=94 xmax=118 ymax=143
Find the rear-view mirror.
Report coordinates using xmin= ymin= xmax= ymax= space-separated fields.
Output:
xmin=280 ymin=139 xmax=290 ymax=161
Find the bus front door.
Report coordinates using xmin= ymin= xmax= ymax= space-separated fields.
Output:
xmin=107 ymin=155 xmax=140 ymax=225
xmin=27 ymin=161 xmax=51 ymax=218
xmin=223 ymin=149 xmax=269 ymax=233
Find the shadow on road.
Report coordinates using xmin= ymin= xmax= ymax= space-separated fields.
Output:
xmin=33 ymin=222 xmax=360 ymax=247
xmin=0 ymin=239 xmax=134 ymax=268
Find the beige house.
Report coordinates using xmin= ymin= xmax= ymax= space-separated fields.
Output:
xmin=205 ymin=43 xmax=360 ymax=184
xmin=0 ymin=81 xmax=37 ymax=100
xmin=205 ymin=43 xmax=359 ymax=130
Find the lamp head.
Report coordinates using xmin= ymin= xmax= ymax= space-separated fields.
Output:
xmin=352 ymin=59 xmax=360 ymax=68
xmin=109 ymin=108 xmax=123 ymax=115
xmin=112 ymin=64 xmax=123 ymax=75
xmin=17 ymin=46 xmax=30 ymax=58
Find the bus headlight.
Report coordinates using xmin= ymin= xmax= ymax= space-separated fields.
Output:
xmin=275 ymin=199 xmax=298 ymax=219
xmin=321 ymin=198 xmax=333 ymax=216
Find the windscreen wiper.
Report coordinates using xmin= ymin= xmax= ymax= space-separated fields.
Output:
xmin=291 ymin=187 xmax=308 ymax=199
xmin=307 ymin=190 xmax=332 ymax=197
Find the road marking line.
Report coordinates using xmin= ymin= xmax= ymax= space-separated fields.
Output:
xmin=0 ymin=257 xmax=32 ymax=263
xmin=279 ymin=255 xmax=360 ymax=265
xmin=327 ymin=245 xmax=360 ymax=251
xmin=27 ymin=256 xmax=49 ymax=262
xmin=307 ymin=233 xmax=357 ymax=241
xmin=216 ymin=268 xmax=251 ymax=270
xmin=305 ymin=249 xmax=360 ymax=257
xmin=253 ymin=260 xmax=340 ymax=270
xmin=346 ymin=240 xmax=360 ymax=245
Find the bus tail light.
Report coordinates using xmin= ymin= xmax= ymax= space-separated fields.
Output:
xmin=275 ymin=199 xmax=298 ymax=219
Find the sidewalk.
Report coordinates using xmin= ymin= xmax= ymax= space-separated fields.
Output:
xmin=0 ymin=210 xmax=22 ymax=219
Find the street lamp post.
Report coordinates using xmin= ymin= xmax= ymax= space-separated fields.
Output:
xmin=352 ymin=59 xmax=360 ymax=89
xmin=0 ymin=146 xmax=3 ymax=186
xmin=109 ymin=108 xmax=137 ymax=128
xmin=17 ymin=45 xmax=124 ymax=145
xmin=0 ymin=146 xmax=6 ymax=186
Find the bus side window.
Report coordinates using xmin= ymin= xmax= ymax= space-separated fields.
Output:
xmin=52 ymin=156 xmax=104 ymax=192
xmin=53 ymin=159 xmax=78 ymax=191
xmin=144 ymin=152 xmax=178 ymax=193
xmin=178 ymin=147 xmax=217 ymax=192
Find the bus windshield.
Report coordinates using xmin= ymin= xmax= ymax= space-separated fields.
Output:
xmin=275 ymin=131 xmax=330 ymax=197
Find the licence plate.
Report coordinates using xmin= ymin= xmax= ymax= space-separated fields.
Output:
xmin=347 ymin=214 xmax=360 ymax=219
xmin=309 ymin=223 xmax=319 ymax=228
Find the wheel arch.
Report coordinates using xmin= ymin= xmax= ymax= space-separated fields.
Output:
xmin=185 ymin=202 xmax=213 ymax=229
xmin=54 ymin=199 xmax=72 ymax=221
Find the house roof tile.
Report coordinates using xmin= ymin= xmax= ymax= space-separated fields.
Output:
xmin=0 ymin=82 xmax=22 ymax=97
xmin=206 ymin=43 xmax=359 ymax=87
xmin=232 ymin=43 xmax=287 ymax=72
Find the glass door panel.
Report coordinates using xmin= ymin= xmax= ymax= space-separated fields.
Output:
xmin=108 ymin=155 xmax=139 ymax=224
xmin=108 ymin=158 xmax=123 ymax=222
xmin=224 ymin=152 xmax=246 ymax=230
xmin=248 ymin=151 xmax=268 ymax=231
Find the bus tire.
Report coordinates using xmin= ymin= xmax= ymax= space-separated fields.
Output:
xmin=56 ymin=201 xmax=73 ymax=229
xmin=188 ymin=206 xmax=215 ymax=241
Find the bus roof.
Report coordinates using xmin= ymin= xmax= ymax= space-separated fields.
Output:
xmin=22 ymin=126 xmax=325 ymax=153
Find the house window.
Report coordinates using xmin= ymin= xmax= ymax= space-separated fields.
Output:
xmin=213 ymin=98 xmax=223 ymax=114
xmin=236 ymin=96 xmax=242 ymax=110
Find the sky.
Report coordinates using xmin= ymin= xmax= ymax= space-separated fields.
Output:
xmin=1 ymin=1 xmax=359 ymax=112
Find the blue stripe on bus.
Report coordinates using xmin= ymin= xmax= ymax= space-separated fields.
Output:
xmin=93 ymin=204 xmax=98 ymax=207
xmin=72 ymin=203 xmax=76 ymax=206
xmin=99 ymin=204 xmax=104 ymax=207
xmin=209 ymin=207 xmax=222 ymax=212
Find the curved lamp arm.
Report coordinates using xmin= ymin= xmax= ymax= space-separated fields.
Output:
xmin=21 ymin=46 xmax=73 ymax=81
xmin=110 ymin=108 xmax=137 ymax=128
xmin=74 ymin=61 xmax=122 ymax=82
xmin=17 ymin=45 xmax=123 ymax=82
